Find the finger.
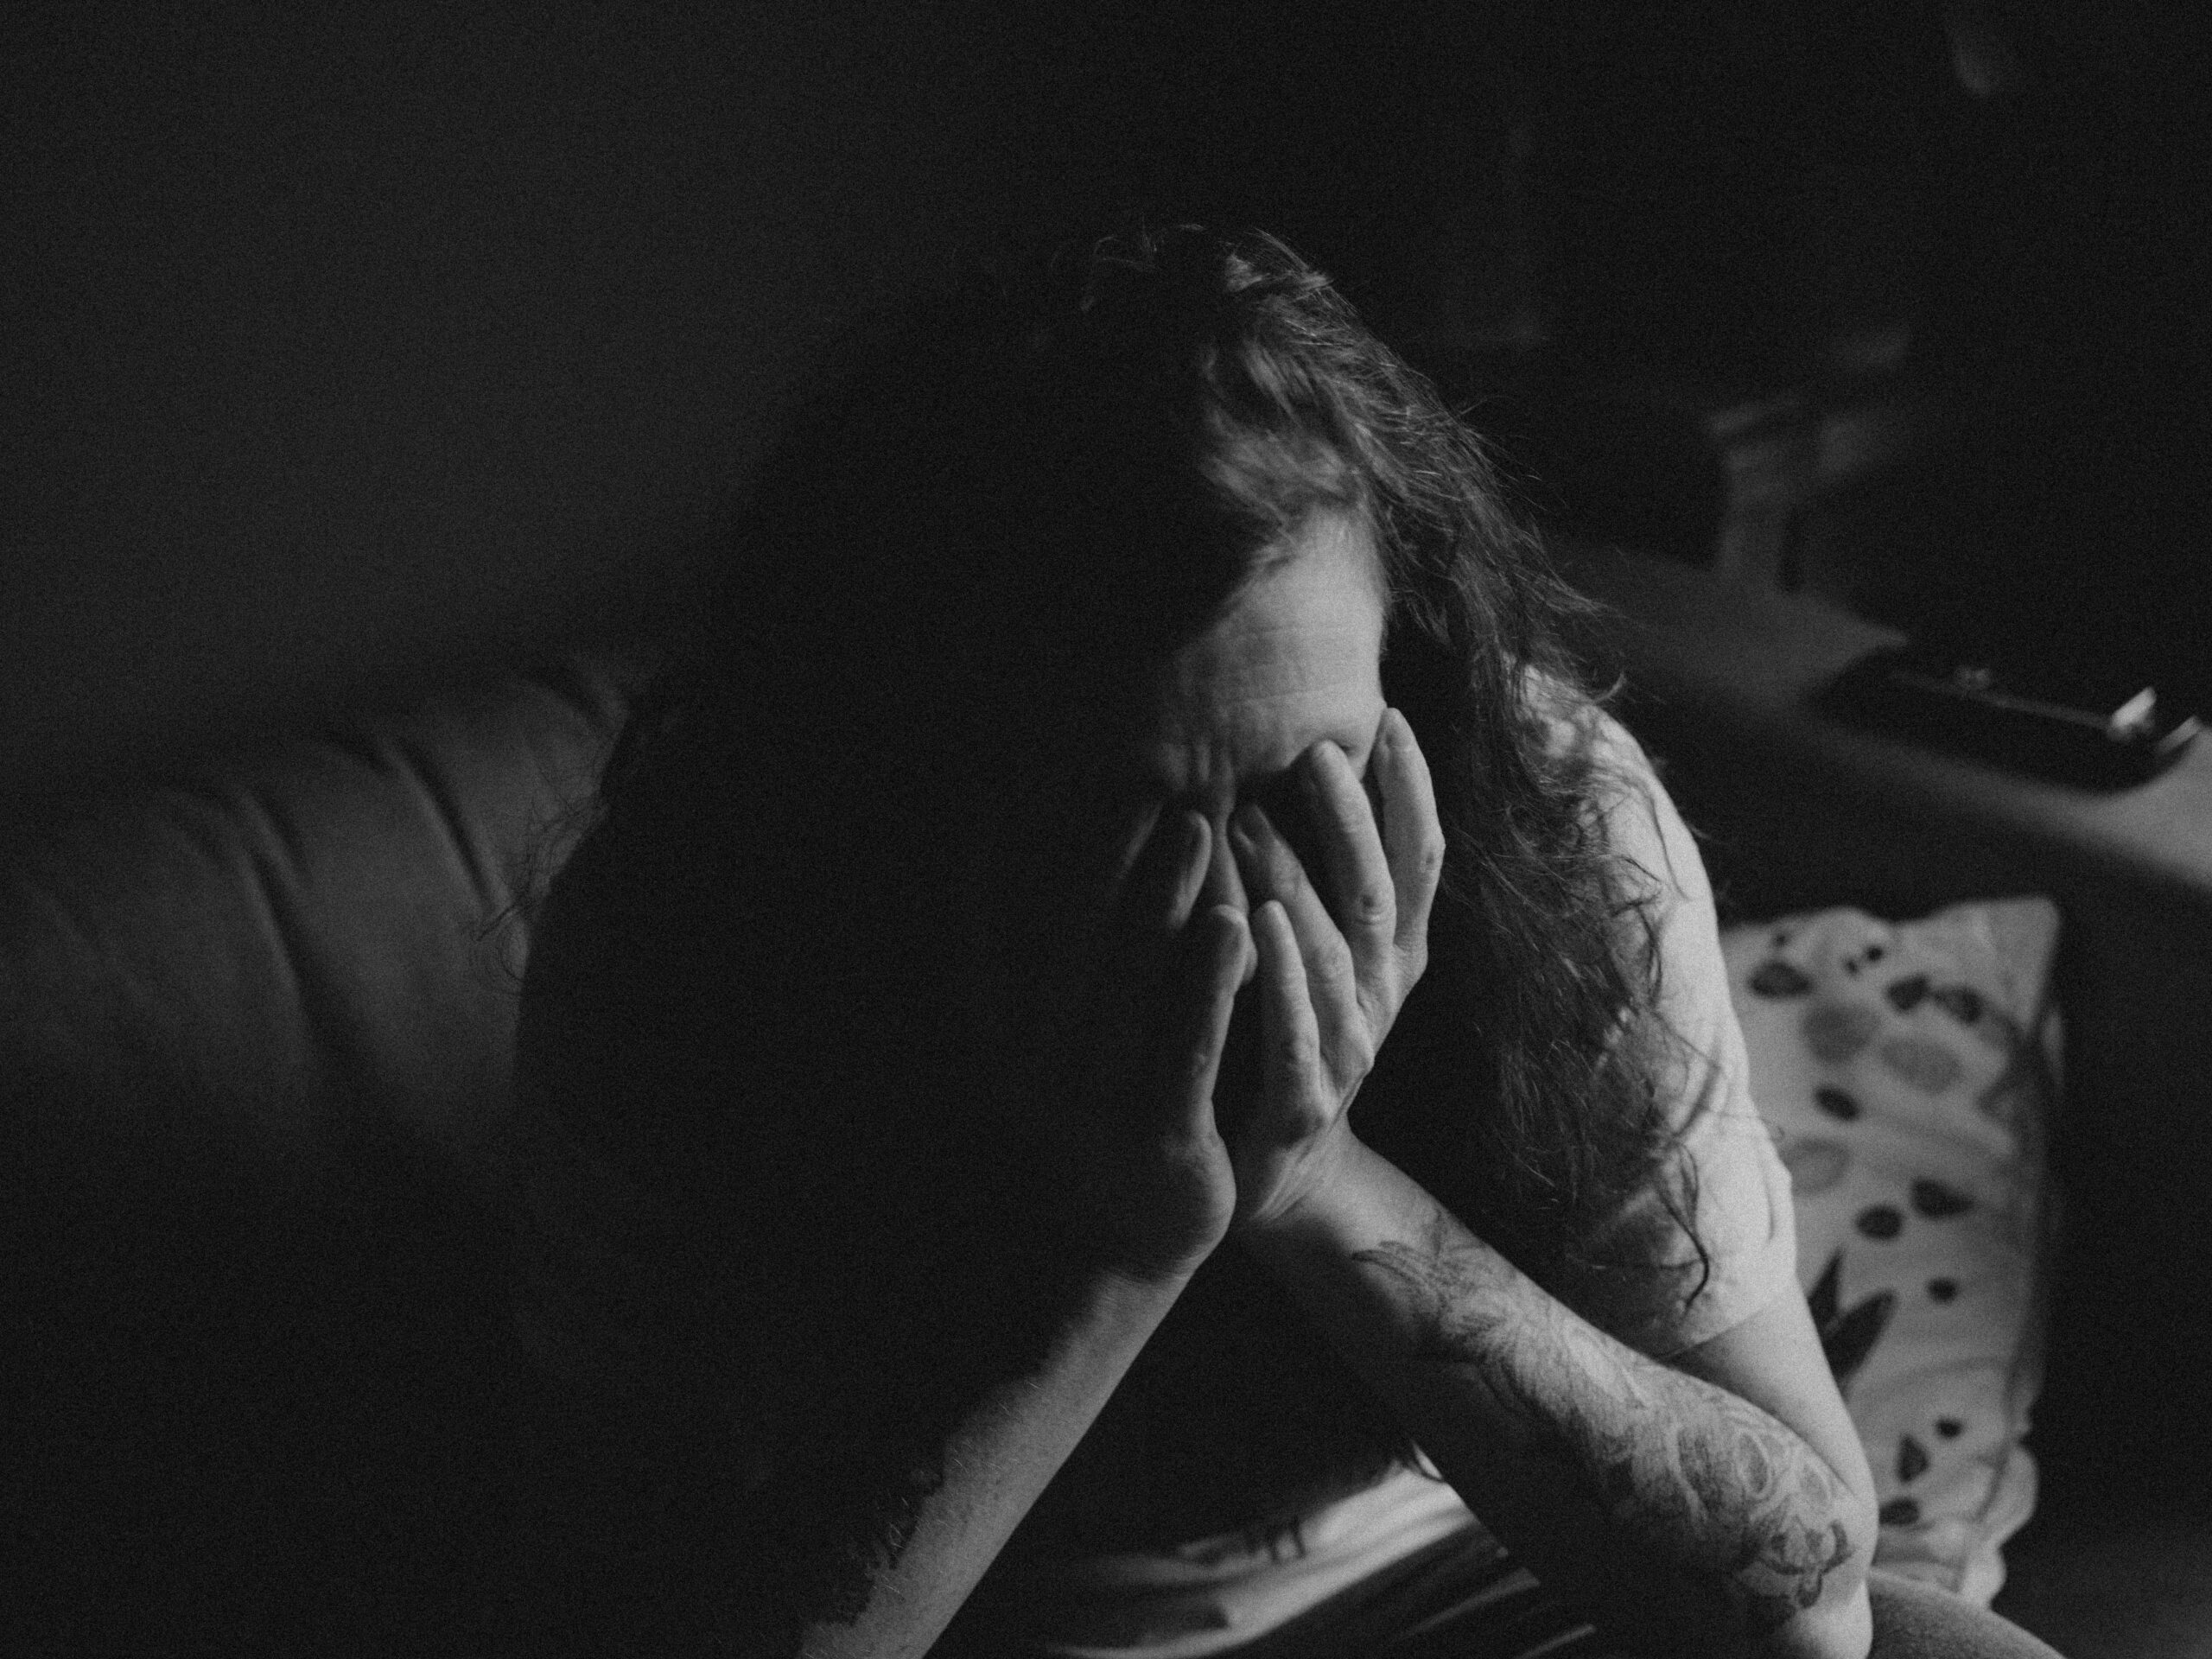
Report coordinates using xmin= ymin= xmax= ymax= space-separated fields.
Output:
xmin=1298 ymin=740 xmax=1395 ymax=970
xmin=1199 ymin=810 xmax=1250 ymax=920
xmin=1251 ymin=899 xmax=1325 ymax=1141
xmin=1160 ymin=902 xmax=1248 ymax=1135
xmin=1161 ymin=807 xmax=1213 ymax=931
xmin=1103 ymin=796 xmax=1166 ymax=893
xmin=1377 ymin=709 xmax=1446 ymax=961
xmin=1113 ymin=804 xmax=1208 ymax=938
xmin=1230 ymin=802 xmax=1358 ymax=1039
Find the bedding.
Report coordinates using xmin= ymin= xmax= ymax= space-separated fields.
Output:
xmin=1723 ymin=897 xmax=2061 ymax=1605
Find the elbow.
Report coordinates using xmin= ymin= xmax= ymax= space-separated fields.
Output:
xmin=1764 ymin=1461 xmax=1880 ymax=1659
xmin=1748 ymin=1521 xmax=1875 ymax=1659
xmin=1756 ymin=1576 xmax=1872 ymax=1659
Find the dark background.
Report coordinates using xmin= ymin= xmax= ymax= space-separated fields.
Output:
xmin=7 ymin=0 xmax=2209 ymax=799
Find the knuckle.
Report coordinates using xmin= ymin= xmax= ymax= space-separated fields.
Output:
xmin=1351 ymin=883 xmax=1392 ymax=928
xmin=1412 ymin=832 xmax=1446 ymax=881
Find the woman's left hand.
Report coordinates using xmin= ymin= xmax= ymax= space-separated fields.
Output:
xmin=1226 ymin=706 xmax=1445 ymax=1230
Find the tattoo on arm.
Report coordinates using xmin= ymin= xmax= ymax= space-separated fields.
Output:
xmin=1353 ymin=1218 xmax=1856 ymax=1641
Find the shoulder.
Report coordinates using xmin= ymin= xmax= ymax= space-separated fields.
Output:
xmin=1522 ymin=670 xmax=1709 ymax=920
xmin=1522 ymin=671 xmax=1732 ymax=1141
xmin=1522 ymin=678 xmax=1802 ymax=1357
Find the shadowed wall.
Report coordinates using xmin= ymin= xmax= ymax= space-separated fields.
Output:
xmin=3 ymin=0 xmax=1497 ymax=806
xmin=3 ymin=3 xmax=1028 ymax=798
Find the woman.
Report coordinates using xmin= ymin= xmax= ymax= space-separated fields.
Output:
xmin=507 ymin=227 xmax=2059 ymax=1658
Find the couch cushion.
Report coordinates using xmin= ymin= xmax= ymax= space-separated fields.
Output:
xmin=0 ymin=652 xmax=638 ymax=1215
xmin=0 ymin=651 xmax=643 ymax=1653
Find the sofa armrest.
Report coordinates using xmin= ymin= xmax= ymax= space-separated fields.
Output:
xmin=1562 ymin=543 xmax=2212 ymax=919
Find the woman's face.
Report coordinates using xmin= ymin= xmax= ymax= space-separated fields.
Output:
xmin=966 ymin=510 xmax=1390 ymax=1099
xmin=1115 ymin=509 xmax=1390 ymax=925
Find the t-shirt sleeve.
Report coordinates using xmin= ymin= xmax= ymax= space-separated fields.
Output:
xmin=1554 ymin=712 xmax=1800 ymax=1360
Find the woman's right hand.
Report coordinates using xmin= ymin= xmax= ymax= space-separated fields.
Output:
xmin=1012 ymin=806 xmax=1249 ymax=1284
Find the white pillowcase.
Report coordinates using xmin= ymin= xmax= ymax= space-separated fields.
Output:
xmin=1721 ymin=897 xmax=2061 ymax=1605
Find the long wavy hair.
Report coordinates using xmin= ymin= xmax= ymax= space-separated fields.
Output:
xmin=515 ymin=226 xmax=1701 ymax=1642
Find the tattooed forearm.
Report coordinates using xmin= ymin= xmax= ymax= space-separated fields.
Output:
xmin=1632 ymin=1396 xmax=1856 ymax=1636
xmin=1352 ymin=1217 xmax=1861 ymax=1646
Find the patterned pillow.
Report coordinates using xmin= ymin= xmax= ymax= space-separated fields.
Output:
xmin=1720 ymin=897 xmax=2061 ymax=1606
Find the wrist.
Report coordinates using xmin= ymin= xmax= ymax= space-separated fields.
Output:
xmin=1061 ymin=1204 xmax=1229 ymax=1294
xmin=1237 ymin=1139 xmax=1516 ymax=1311
xmin=1058 ymin=1253 xmax=1205 ymax=1354
xmin=1236 ymin=1130 xmax=1386 ymax=1261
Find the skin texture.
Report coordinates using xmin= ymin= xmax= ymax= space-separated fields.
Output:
xmin=1352 ymin=1213 xmax=1857 ymax=1637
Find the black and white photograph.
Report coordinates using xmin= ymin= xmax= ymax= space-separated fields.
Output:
xmin=4 ymin=4 xmax=2207 ymax=1654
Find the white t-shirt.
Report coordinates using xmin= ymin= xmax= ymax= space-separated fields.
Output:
xmin=983 ymin=713 xmax=1800 ymax=1658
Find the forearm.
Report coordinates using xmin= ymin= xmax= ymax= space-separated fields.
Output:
xmin=787 ymin=1262 xmax=1192 ymax=1659
xmin=1244 ymin=1140 xmax=1873 ymax=1659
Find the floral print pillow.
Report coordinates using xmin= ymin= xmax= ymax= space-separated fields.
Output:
xmin=1722 ymin=897 xmax=2061 ymax=1606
